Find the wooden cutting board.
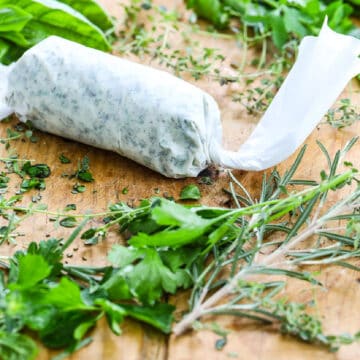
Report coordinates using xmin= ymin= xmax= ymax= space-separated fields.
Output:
xmin=1 ymin=1 xmax=360 ymax=359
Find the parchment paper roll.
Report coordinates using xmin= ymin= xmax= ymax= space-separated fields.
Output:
xmin=0 ymin=21 xmax=359 ymax=178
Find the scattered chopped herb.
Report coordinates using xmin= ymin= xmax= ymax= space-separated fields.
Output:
xmin=16 ymin=162 xmax=51 ymax=193
xmin=59 ymin=217 xmax=78 ymax=228
xmin=180 ymin=184 xmax=201 ymax=200
xmin=20 ymin=178 xmax=45 ymax=192
xmin=122 ymin=187 xmax=129 ymax=195
xmin=0 ymin=173 xmax=10 ymax=189
xmin=59 ymin=154 xmax=71 ymax=164
xmin=75 ymin=156 xmax=94 ymax=182
xmin=64 ymin=204 xmax=77 ymax=211
xmin=72 ymin=183 xmax=86 ymax=194
xmin=22 ymin=162 xmax=51 ymax=178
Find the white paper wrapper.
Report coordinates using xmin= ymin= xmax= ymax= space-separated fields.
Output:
xmin=0 ymin=21 xmax=359 ymax=178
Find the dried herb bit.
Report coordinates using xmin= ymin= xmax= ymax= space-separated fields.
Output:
xmin=122 ymin=187 xmax=129 ymax=195
xmin=76 ymin=156 xmax=94 ymax=182
xmin=180 ymin=184 xmax=201 ymax=200
xmin=22 ymin=162 xmax=51 ymax=179
xmin=72 ymin=183 xmax=86 ymax=194
xmin=60 ymin=217 xmax=78 ymax=228
xmin=59 ymin=154 xmax=71 ymax=164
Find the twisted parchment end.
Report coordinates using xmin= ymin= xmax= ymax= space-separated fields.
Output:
xmin=211 ymin=20 xmax=360 ymax=171
xmin=0 ymin=63 xmax=13 ymax=120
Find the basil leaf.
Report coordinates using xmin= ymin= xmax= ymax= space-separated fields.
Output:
xmin=58 ymin=0 xmax=114 ymax=31
xmin=0 ymin=31 xmax=30 ymax=47
xmin=0 ymin=332 xmax=38 ymax=360
xmin=0 ymin=5 xmax=31 ymax=32
xmin=0 ymin=38 xmax=11 ymax=62
xmin=0 ymin=0 xmax=111 ymax=51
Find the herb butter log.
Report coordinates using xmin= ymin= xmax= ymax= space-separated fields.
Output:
xmin=1 ymin=21 xmax=360 ymax=178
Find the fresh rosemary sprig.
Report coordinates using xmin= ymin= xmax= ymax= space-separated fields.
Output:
xmin=171 ymin=139 xmax=360 ymax=351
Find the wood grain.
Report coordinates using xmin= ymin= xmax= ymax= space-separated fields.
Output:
xmin=1 ymin=0 xmax=360 ymax=359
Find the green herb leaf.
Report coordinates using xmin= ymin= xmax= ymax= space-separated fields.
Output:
xmin=22 ymin=162 xmax=51 ymax=178
xmin=180 ymin=184 xmax=201 ymax=200
xmin=0 ymin=5 xmax=32 ymax=32
xmin=0 ymin=0 xmax=111 ymax=52
xmin=60 ymin=216 xmax=77 ymax=228
xmin=76 ymin=156 xmax=94 ymax=182
xmin=72 ymin=183 xmax=86 ymax=194
xmin=59 ymin=154 xmax=71 ymax=164
xmin=121 ymin=303 xmax=175 ymax=334
xmin=64 ymin=203 xmax=77 ymax=211
xmin=44 ymin=277 xmax=90 ymax=311
xmin=11 ymin=253 xmax=52 ymax=289
xmin=0 ymin=332 xmax=38 ymax=360
xmin=58 ymin=0 xmax=114 ymax=31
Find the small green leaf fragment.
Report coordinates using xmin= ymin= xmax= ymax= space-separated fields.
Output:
xmin=64 ymin=204 xmax=77 ymax=211
xmin=13 ymin=253 xmax=52 ymax=289
xmin=60 ymin=217 xmax=77 ymax=228
xmin=180 ymin=184 xmax=201 ymax=200
xmin=59 ymin=154 xmax=71 ymax=164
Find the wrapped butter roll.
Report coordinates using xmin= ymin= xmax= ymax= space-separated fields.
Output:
xmin=0 ymin=21 xmax=359 ymax=178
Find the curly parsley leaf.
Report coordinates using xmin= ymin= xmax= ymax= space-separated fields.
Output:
xmin=129 ymin=199 xmax=213 ymax=247
xmin=121 ymin=303 xmax=175 ymax=334
xmin=108 ymin=245 xmax=192 ymax=305
xmin=9 ymin=253 xmax=52 ymax=290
